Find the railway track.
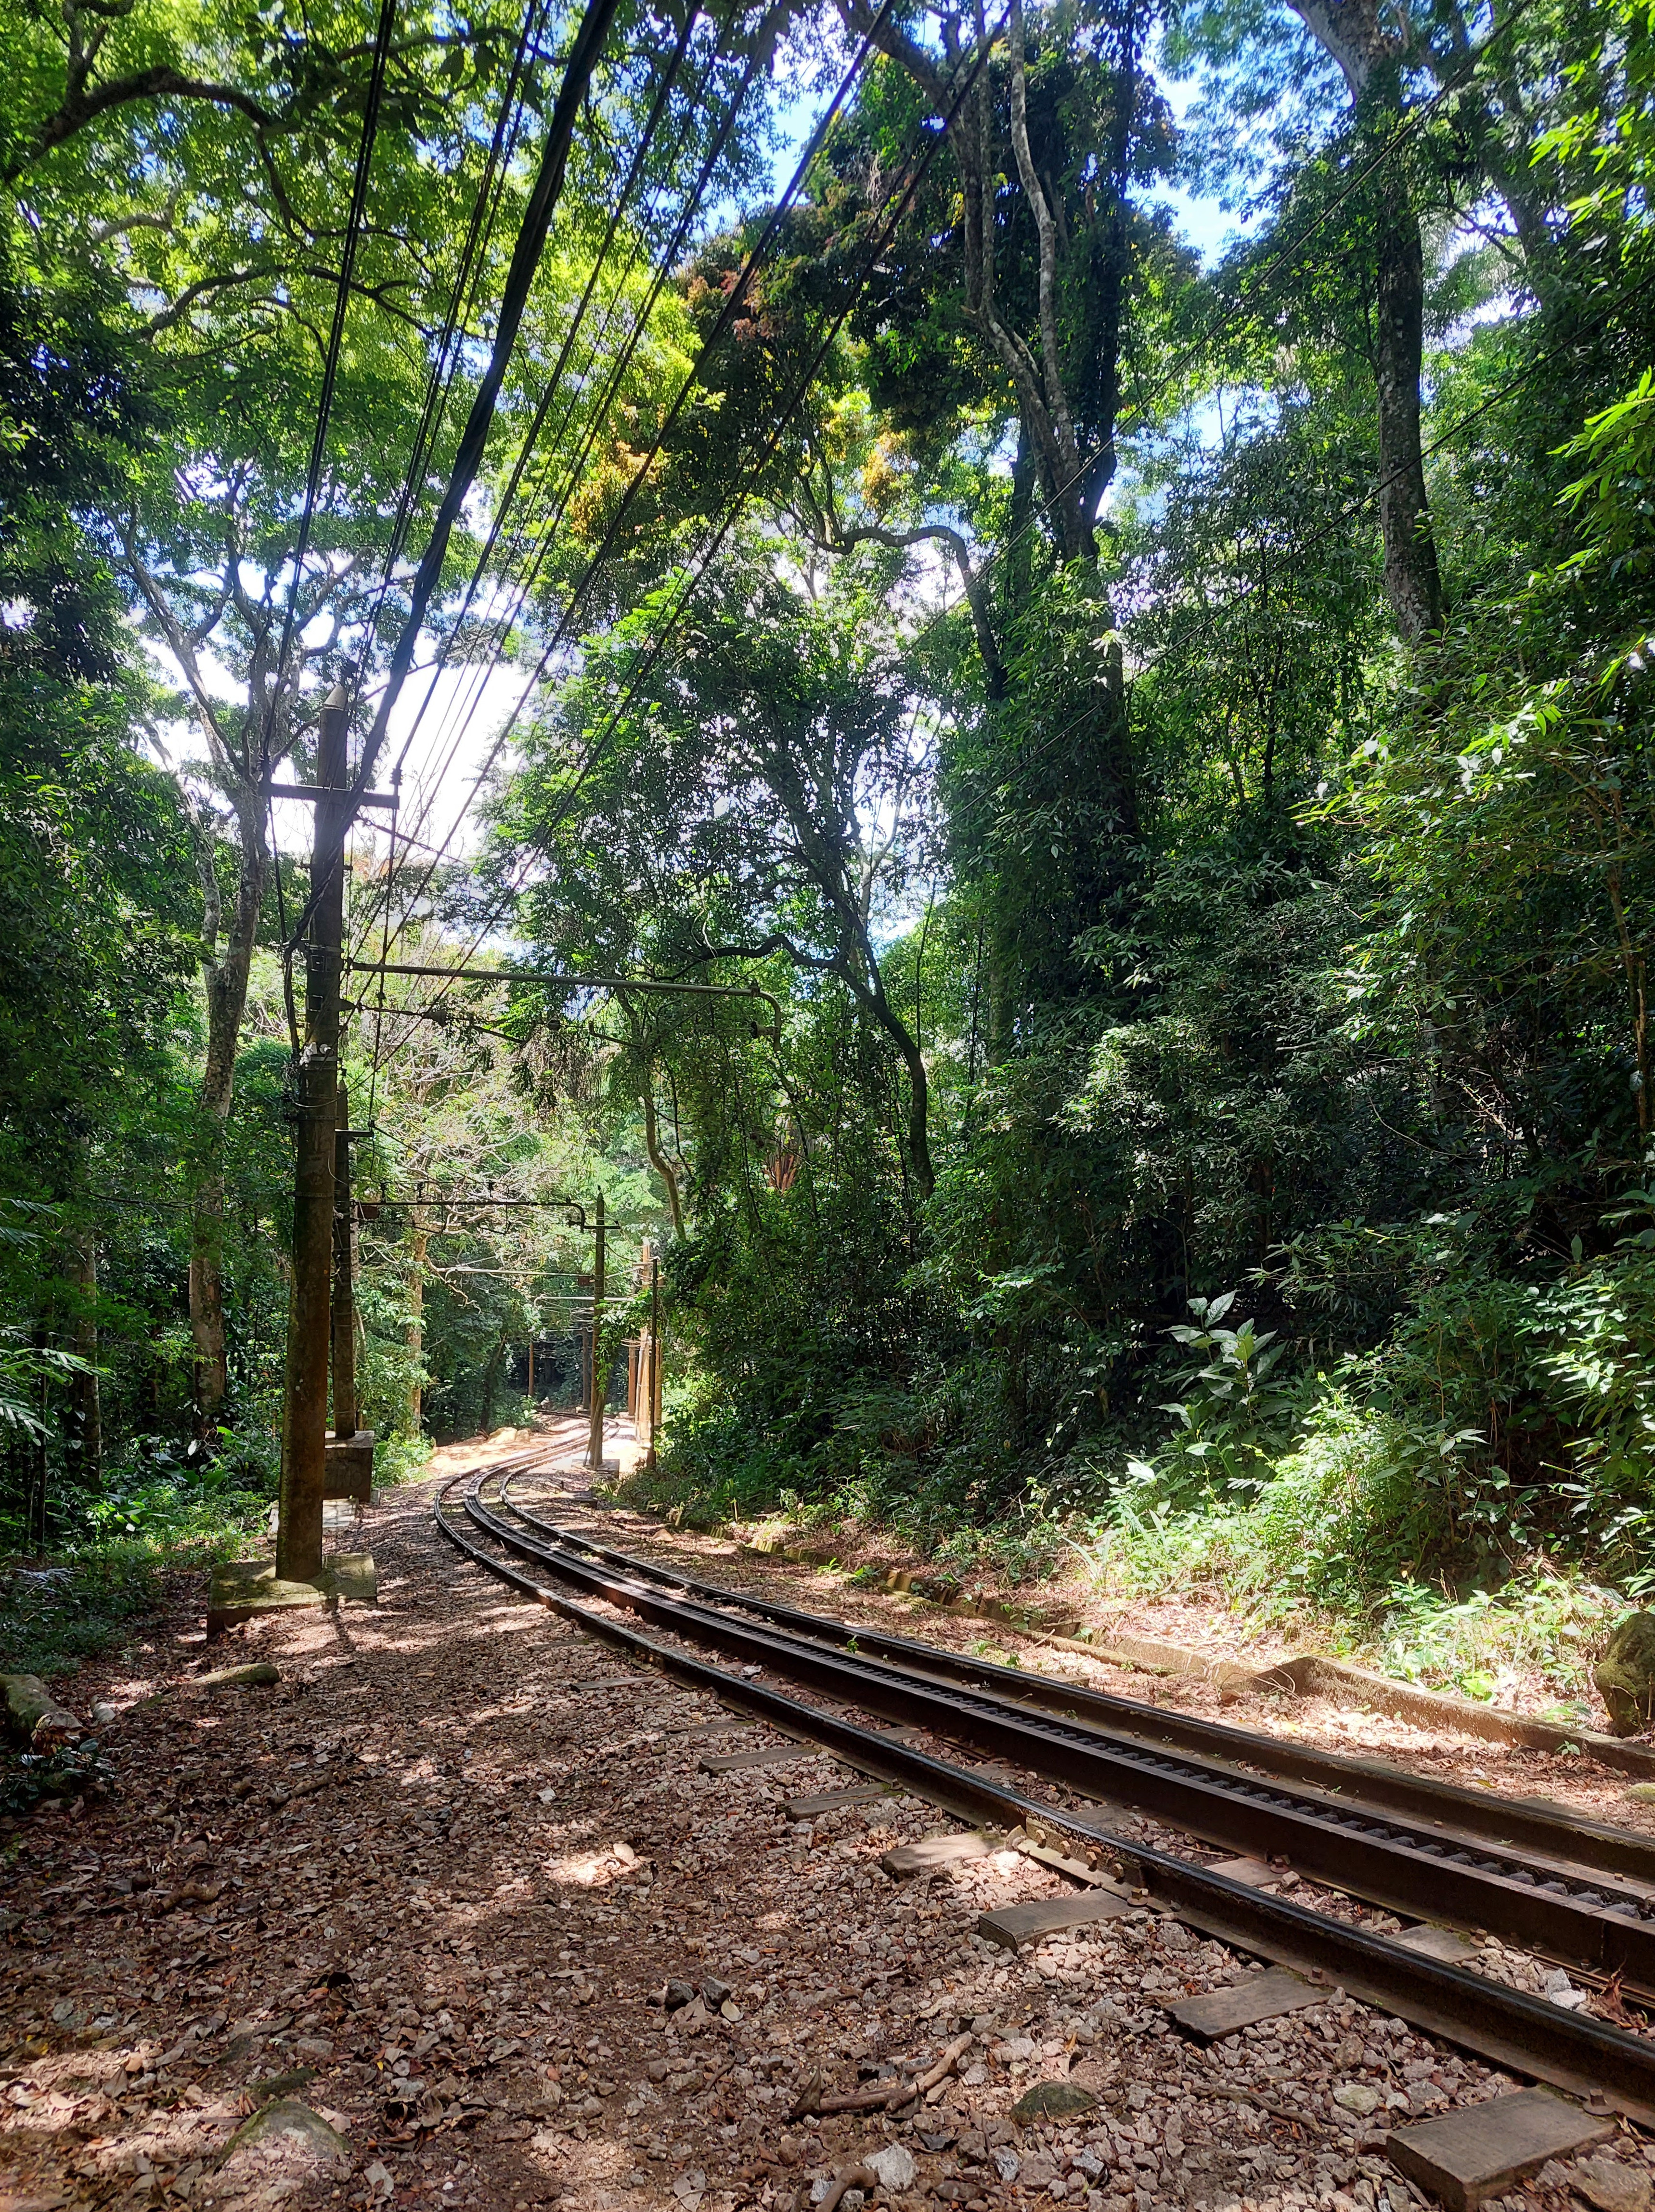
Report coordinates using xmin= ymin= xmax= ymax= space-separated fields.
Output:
xmin=496 ymin=1467 xmax=1655 ymax=1897
xmin=435 ymin=1451 xmax=1655 ymax=2129
xmin=479 ymin=1462 xmax=1655 ymax=1984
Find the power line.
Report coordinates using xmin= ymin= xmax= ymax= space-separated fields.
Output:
xmin=258 ymin=0 xmax=400 ymax=1053
xmin=355 ymin=13 xmax=863 ymax=977
xmin=361 ymin=0 xmax=1552 ymax=1084
xmin=372 ymin=12 xmax=703 ymax=804
xmin=352 ymin=5 xmax=723 ymax=989
xmin=284 ymin=0 xmax=634 ymax=970
xmin=352 ymin=0 xmax=554 ymax=711
xmin=260 ymin=0 xmax=400 ymax=777
xmin=353 ymin=18 xmax=755 ymax=1114
xmin=356 ymin=0 xmax=553 ymax=1124
xmin=382 ymin=0 xmax=1548 ymax=1007
xmin=402 ymin=7 xmax=1010 ymax=1048
xmin=354 ymin=0 xmax=909 ymax=1043
xmin=340 ymin=0 xmax=632 ymax=821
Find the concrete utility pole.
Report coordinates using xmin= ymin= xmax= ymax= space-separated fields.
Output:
xmin=277 ymin=679 xmax=349 ymax=1580
xmin=633 ymin=1240 xmax=658 ymax=1465
xmin=331 ymin=1081 xmax=359 ymax=1439
xmin=587 ymin=1189 xmax=606 ymax=1474
xmin=648 ymin=1248 xmax=660 ymax=1469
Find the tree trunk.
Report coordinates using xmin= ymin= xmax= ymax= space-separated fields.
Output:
xmin=407 ymin=1224 xmax=427 ymax=1433
xmin=68 ymin=1227 xmax=101 ymax=1480
xmin=1283 ymin=0 xmax=1447 ymax=642
xmin=480 ymin=1329 xmax=506 ymax=1435
xmin=1373 ymin=188 xmax=1445 ymax=640
xmin=189 ymin=814 xmax=267 ymax=1432
xmin=642 ymin=1087 xmax=685 ymax=1237
xmin=832 ymin=917 xmax=937 ymax=1201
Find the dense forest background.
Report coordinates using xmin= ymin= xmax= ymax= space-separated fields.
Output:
xmin=6 ymin=0 xmax=1655 ymax=1693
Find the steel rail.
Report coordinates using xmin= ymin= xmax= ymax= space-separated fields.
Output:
xmin=432 ymin=1467 xmax=1655 ymax=2123
xmin=497 ymin=1473 xmax=1655 ymax=1891
xmin=465 ymin=1473 xmax=1655 ymax=2001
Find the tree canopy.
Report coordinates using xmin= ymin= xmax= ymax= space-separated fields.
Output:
xmin=6 ymin=0 xmax=1655 ymax=1651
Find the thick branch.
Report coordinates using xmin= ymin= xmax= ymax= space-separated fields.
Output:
xmin=7 ymin=69 xmax=285 ymax=180
xmin=836 ymin=522 xmax=1007 ymax=700
xmin=1009 ymin=0 xmax=1084 ymax=521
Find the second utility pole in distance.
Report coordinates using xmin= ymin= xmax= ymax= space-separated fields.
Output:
xmin=332 ymin=1080 xmax=357 ymax=1442
xmin=587 ymin=1189 xmax=606 ymax=1474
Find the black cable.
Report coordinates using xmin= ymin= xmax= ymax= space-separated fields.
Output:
xmin=365 ymin=6 xmax=555 ymax=1131
xmin=386 ymin=0 xmax=1552 ymax=981
xmin=355 ymin=3 xmax=718 ymax=982
xmin=371 ymin=0 xmax=1555 ymax=1072
xmin=339 ymin=0 xmax=632 ymax=827
xmin=286 ymin=0 xmax=634 ymax=999
xmin=376 ymin=7 xmax=704 ymax=794
xmin=258 ymin=0 xmax=399 ymax=1054
xmin=403 ymin=4 xmax=1009 ymax=1044
xmin=355 ymin=0 xmax=906 ymax=1015
xmin=261 ymin=0 xmax=399 ymax=777
xmin=352 ymin=0 xmax=553 ymax=710
xmin=357 ymin=16 xmax=732 ymax=1113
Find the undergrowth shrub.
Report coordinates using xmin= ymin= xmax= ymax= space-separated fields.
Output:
xmin=0 ymin=1413 xmax=282 ymax=1679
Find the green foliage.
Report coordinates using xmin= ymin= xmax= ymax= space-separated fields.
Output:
xmin=1158 ymin=1293 xmax=1298 ymax=1493
xmin=14 ymin=0 xmax=1655 ymax=1682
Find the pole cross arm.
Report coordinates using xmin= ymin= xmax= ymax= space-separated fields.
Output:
xmin=264 ymin=782 xmax=398 ymax=809
xmin=343 ymin=959 xmax=785 ymax=1042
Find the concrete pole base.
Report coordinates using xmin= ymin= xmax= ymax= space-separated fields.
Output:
xmin=207 ymin=1552 xmax=377 ymax=1639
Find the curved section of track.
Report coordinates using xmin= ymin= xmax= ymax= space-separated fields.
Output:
xmin=497 ymin=1468 xmax=1655 ymax=1891
xmin=435 ymin=1455 xmax=1655 ymax=2123
xmin=477 ymin=1466 xmax=1655 ymax=2000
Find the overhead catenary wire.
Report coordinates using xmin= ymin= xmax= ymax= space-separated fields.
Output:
xmin=360 ymin=0 xmax=1566 ymax=1095
xmin=398 ymin=5 xmax=1009 ymax=1046
xmin=354 ymin=1 xmax=907 ymax=1002
xmin=351 ymin=2 xmax=728 ymax=1009
xmin=352 ymin=0 xmax=553 ymax=711
xmin=360 ymin=0 xmax=555 ymax=1124
xmin=355 ymin=0 xmax=918 ymax=1057
xmin=353 ymin=17 xmax=766 ymax=1113
xmin=257 ymin=0 xmax=400 ymax=1054
xmin=377 ymin=7 xmax=711 ymax=793
xmin=284 ymin=0 xmax=634 ymax=965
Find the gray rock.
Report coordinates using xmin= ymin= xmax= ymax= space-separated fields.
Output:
xmin=1596 ymin=1612 xmax=1655 ymax=1735
xmin=993 ymin=2147 xmax=1022 ymax=2183
xmin=868 ymin=2145 xmax=918 ymax=2190
xmin=219 ymin=2095 xmax=351 ymax=2199
xmin=1333 ymin=2083 xmax=1381 ymax=2117
xmin=1571 ymin=2159 xmax=1654 ymax=2212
